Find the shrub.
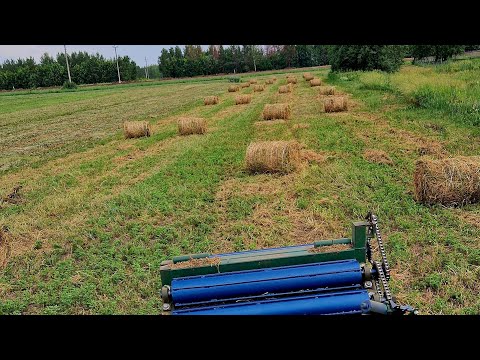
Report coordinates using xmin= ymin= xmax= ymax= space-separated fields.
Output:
xmin=329 ymin=45 xmax=405 ymax=73
xmin=62 ymin=81 xmax=77 ymax=90
xmin=228 ymin=76 xmax=240 ymax=83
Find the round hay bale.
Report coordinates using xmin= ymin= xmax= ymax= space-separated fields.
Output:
xmin=262 ymin=103 xmax=291 ymax=120
xmin=278 ymin=84 xmax=292 ymax=94
xmin=265 ymin=79 xmax=274 ymax=85
xmin=178 ymin=117 xmax=207 ymax=136
xmin=272 ymin=76 xmax=277 ymax=81
xmin=241 ymin=82 xmax=250 ymax=88
xmin=324 ymin=96 xmax=348 ymax=112
xmin=204 ymin=96 xmax=219 ymax=105
xmin=254 ymin=85 xmax=265 ymax=92
xmin=235 ymin=94 xmax=252 ymax=105
xmin=413 ymin=156 xmax=480 ymax=206
xmin=228 ymin=85 xmax=240 ymax=92
xmin=245 ymin=141 xmax=301 ymax=174
xmin=310 ymin=78 xmax=322 ymax=87
xmin=287 ymin=77 xmax=297 ymax=84
xmin=123 ymin=121 xmax=151 ymax=139
xmin=248 ymin=79 xmax=258 ymax=84
xmin=318 ymin=86 xmax=336 ymax=95
xmin=303 ymin=73 xmax=314 ymax=81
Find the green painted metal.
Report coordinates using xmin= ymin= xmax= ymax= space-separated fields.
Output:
xmin=160 ymin=222 xmax=368 ymax=286
xmin=313 ymin=238 xmax=351 ymax=247
xmin=173 ymin=253 xmax=211 ymax=263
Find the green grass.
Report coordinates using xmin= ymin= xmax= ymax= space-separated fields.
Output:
xmin=1 ymin=63 xmax=479 ymax=314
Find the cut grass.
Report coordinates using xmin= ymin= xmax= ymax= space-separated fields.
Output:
xmin=1 ymin=62 xmax=480 ymax=314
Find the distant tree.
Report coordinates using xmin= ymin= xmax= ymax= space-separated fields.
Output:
xmin=329 ymin=45 xmax=405 ymax=72
xmin=411 ymin=45 xmax=465 ymax=63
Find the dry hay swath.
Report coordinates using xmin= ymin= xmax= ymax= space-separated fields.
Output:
xmin=318 ymin=86 xmax=336 ymax=95
xmin=262 ymin=103 xmax=291 ymax=120
xmin=178 ymin=117 xmax=207 ymax=136
xmin=170 ymin=257 xmax=221 ymax=269
xmin=123 ymin=121 xmax=151 ymax=138
xmin=303 ymin=73 xmax=314 ymax=81
xmin=287 ymin=77 xmax=297 ymax=84
xmin=265 ymin=79 xmax=274 ymax=85
xmin=254 ymin=85 xmax=265 ymax=92
xmin=310 ymin=78 xmax=322 ymax=87
xmin=278 ymin=84 xmax=292 ymax=94
xmin=228 ymin=85 xmax=240 ymax=92
xmin=324 ymin=96 xmax=348 ymax=112
xmin=248 ymin=79 xmax=258 ymax=84
xmin=241 ymin=82 xmax=250 ymax=88
xmin=204 ymin=96 xmax=219 ymax=105
xmin=235 ymin=94 xmax=252 ymax=105
xmin=413 ymin=156 xmax=480 ymax=206
xmin=245 ymin=141 xmax=301 ymax=174
xmin=364 ymin=149 xmax=393 ymax=165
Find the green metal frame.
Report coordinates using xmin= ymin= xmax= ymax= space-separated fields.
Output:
xmin=160 ymin=221 xmax=369 ymax=286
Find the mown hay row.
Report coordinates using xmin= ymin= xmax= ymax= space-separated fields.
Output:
xmin=324 ymin=96 xmax=348 ymax=112
xmin=123 ymin=121 xmax=151 ymax=138
xmin=178 ymin=117 xmax=207 ymax=135
xmin=414 ymin=156 xmax=480 ymax=206
xmin=262 ymin=103 xmax=291 ymax=120
xmin=245 ymin=141 xmax=301 ymax=174
xmin=235 ymin=94 xmax=252 ymax=105
xmin=228 ymin=85 xmax=240 ymax=92
xmin=204 ymin=96 xmax=219 ymax=105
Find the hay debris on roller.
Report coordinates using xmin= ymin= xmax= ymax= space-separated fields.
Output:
xmin=303 ymin=73 xmax=314 ymax=81
xmin=413 ymin=156 xmax=480 ymax=206
xmin=318 ymin=86 xmax=336 ymax=95
xmin=254 ymin=85 xmax=265 ymax=92
xmin=178 ymin=117 xmax=207 ymax=136
xmin=323 ymin=96 xmax=348 ymax=112
xmin=123 ymin=121 xmax=152 ymax=138
xmin=262 ymin=103 xmax=291 ymax=120
xmin=235 ymin=95 xmax=252 ymax=105
xmin=310 ymin=78 xmax=322 ymax=87
xmin=241 ymin=82 xmax=250 ymax=88
xmin=287 ymin=77 xmax=297 ymax=84
xmin=245 ymin=140 xmax=301 ymax=174
xmin=228 ymin=85 xmax=240 ymax=92
xmin=248 ymin=79 xmax=258 ymax=84
xmin=278 ymin=84 xmax=292 ymax=94
xmin=204 ymin=96 xmax=219 ymax=105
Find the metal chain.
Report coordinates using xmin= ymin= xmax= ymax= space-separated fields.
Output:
xmin=374 ymin=261 xmax=392 ymax=301
xmin=370 ymin=214 xmax=390 ymax=280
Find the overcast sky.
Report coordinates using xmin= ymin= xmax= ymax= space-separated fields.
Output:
xmin=0 ymin=45 xmax=209 ymax=66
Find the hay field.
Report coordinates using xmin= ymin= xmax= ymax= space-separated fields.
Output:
xmin=1 ymin=60 xmax=480 ymax=314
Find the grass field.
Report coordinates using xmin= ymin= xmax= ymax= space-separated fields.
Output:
xmin=1 ymin=59 xmax=479 ymax=314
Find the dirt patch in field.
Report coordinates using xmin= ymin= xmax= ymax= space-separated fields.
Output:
xmin=455 ymin=211 xmax=480 ymax=229
xmin=0 ymin=227 xmax=12 ymax=268
xmin=308 ymin=244 xmax=351 ymax=253
xmin=364 ymin=149 xmax=393 ymax=165
xmin=170 ymin=257 xmax=221 ymax=269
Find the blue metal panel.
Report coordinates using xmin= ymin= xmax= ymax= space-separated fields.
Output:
xmin=171 ymin=259 xmax=362 ymax=305
xmin=172 ymin=289 xmax=370 ymax=315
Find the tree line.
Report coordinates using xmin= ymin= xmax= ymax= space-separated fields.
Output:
xmin=0 ymin=52 xmax=137 ymax=90
xmin=1 ymin=45 xmax=476 ymax=90
xmin=157 ymin=45 xmax=329 ymax=78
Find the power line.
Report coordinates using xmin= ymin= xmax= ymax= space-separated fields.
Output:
xmin=113 ymin=45 xmax=121 ymax=83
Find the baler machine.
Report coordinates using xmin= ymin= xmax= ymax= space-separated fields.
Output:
xmin=160 ymin=213 xmax=417 ymax=315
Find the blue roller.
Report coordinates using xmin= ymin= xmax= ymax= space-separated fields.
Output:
xmin=173 ymin=289 xmax=371 ymax=315
xmin=171 ymin=259 xmax=362 ymax=305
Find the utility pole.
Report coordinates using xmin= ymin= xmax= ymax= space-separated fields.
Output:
xmin=113 ymin=45 xmax=121 ymax=83
xmin=64 ymin=45 xmax=72 ymax=83
xmin=144 ymin=57 xmax=149 ymax=79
